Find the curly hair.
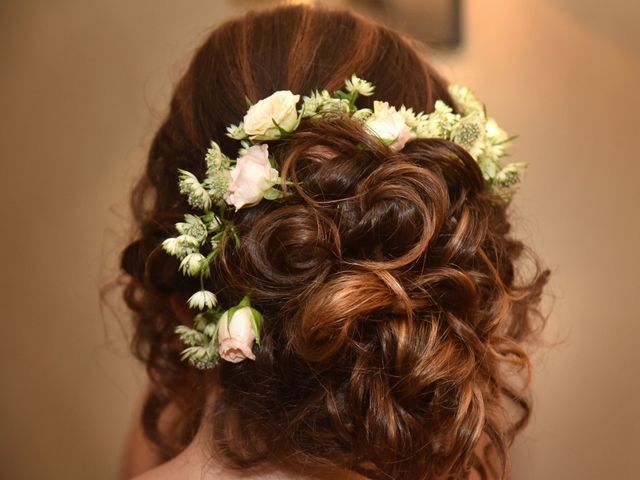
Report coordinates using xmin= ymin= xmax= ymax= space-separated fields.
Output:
xmin=120 ymin=5 xmax=551 ymax=479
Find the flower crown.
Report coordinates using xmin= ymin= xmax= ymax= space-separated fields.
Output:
xmin=162 ymin=74 xmax=526 ymax=369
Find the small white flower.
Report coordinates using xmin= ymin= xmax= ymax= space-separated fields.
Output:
xmin=345 ymin=74 xmax=375 ymax=96
xmin=175 ymin=325 xmax=207 ymax=347
xmin=161 ymin=237 xmax=182 ymax=257
xmin=448 ymin=84 xmax=486 ymax=117
xmin=300 ymin=90 xmax=351 ymax=116
xmin=477 ymin=155 xmax=502 ymax=181
xmin=318 ymin=97 xmax=351 ymax=114
xmin=451 ymin=112 xmax=486 ymax=159
xmin=204 ymin=141 xmax=229 ymax=173
xmin=176 ymin=214 xmax=207 ymax=243
xmin=364 ymin=101 xmax=413 ymax=152
xmin=202 ymin=142 xmax=232 ymax=203
xmin=179 ymin=252 xmax=207 ymax=277
xmin=236 ymin=140 xmax=251 ymax=157
xmin=398 ymin=105 xmax=419 ymax=129
xmin=495 ymin=162 xmax=527 ymax=187
xmin=176 ymin=234 xmax=200 ymax=248
xmin=217 ymin=305 xmax=261 ymax=363
xmin=187 ymin=290 xmax=217 ymax=310
xmin=200 ymin=212 xmax=221 ymax=233
xmin=485 ymin=117 xmax=508 ymax=143
xmin=242 ymin=90 xmax=300 ymax=141
xmin=162 ymin=234 xmax=199 ymax=259
xmin=483 ymin=117 xmax=511 ymax=159
xmin=178 ymin=169 xmax=212 ymax=210
xmin=226 ymin=144 xmax=279 ymax=209
xmin=493 ymin=162 xmax=527 ymax=201
xmin=180 ymin=346 xmax=216 ymax=369
xmin=300 ymin=90 xmax=329 ymax=118
xmin=226 ymin=123 xmax=247 ymax=140
xmin=415 ymin=100 xmax=460 ymax=139
xmin=352 ymin=108 xmax=373 ymax=122
xmin=204 ymin=168 xmax=231 ymax=203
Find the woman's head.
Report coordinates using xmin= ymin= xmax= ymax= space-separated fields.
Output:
xmin=121 ymin=4 xmax=550 ymax=479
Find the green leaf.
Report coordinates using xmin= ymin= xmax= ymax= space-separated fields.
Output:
xmin=244 ymin=95 xmax=254 ymax=107
xmin=227 ymin=224 xmax=241 ymax=249
xmin=199 ymin=261 xmax=211 ymax=278
xmin=262 ymin=187 xmax=284 ymax=201
xmin=334 ymin=88 xmax=358 ymax=108
xmin=495 ymin=134 xmax=519 ymax=146
xmin=250 ymin=308 xmax=264 ymax=345
xmin=271 ymin=118 xmax=290 ymax=138
xmin=333 ymin=90 xmax=349 ymax=100
xmin=225 ymin=305 xmax=241 ymax=323
xmin=291 ymin=109 xmax=304 ymax=131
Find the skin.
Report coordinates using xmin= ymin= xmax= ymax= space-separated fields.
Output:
xmin=126 ymin=389 xmax=367 ymax=480
xmin=119 ymin=389 xmax=164 ymax=479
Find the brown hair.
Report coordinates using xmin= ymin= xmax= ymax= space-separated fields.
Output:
xmin=120 ymin=4 xmax=551 ymax=479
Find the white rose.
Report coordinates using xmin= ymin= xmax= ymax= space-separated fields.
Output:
xmin=365 ymin=101 xmax=413 ymax=152
xmin=226 ymin=144 xmax=279 ymax=209
xmin=242 ymin=90 xmax=300 ymax=141
xmin=217 ymin=307 xmax=258 ymax=363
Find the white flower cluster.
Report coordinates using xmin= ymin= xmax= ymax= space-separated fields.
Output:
xmin=162 ymin=138 xmax=281 ymax=365
xmin=226 ymin=74 xmax=525 ymax=201
xmin=446 ymin=85 xmax=526 ymax=200
xmin=163 ymin=74 xmax=526 ymax=368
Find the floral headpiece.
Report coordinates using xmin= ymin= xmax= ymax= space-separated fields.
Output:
xmin=162 ymin=74 xmax=526 ymax=368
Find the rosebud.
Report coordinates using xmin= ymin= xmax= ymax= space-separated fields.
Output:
xmin=217 ymin=297 xmax=263 ymax=363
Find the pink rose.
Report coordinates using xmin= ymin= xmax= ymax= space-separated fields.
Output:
xmin=365 ymin=101 xmax=413 ymax=152
xmin=226 ymin=144 xmax=279 ymax=210
xmin=217 ymin=306 xmax=260 ymax=363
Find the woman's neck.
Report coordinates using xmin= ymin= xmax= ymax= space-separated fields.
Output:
xmin=135 ymin=389 xmax=368 ymax=480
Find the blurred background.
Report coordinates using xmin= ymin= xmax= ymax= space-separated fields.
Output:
xmin=1 ymin=0 xmax=638 ymax=478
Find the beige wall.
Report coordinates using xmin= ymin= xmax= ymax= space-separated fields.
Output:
xmin=0 ymin=1 xmax=638 ymax=479
xmin=434 ymin=3 xmax=640 ymax=479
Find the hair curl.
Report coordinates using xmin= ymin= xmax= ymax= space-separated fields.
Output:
xmin=120 ymin=5 xmax=551 ymax=480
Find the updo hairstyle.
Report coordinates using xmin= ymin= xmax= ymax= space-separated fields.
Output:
xmin=120 ymin=5 xmax=551 ymax=479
